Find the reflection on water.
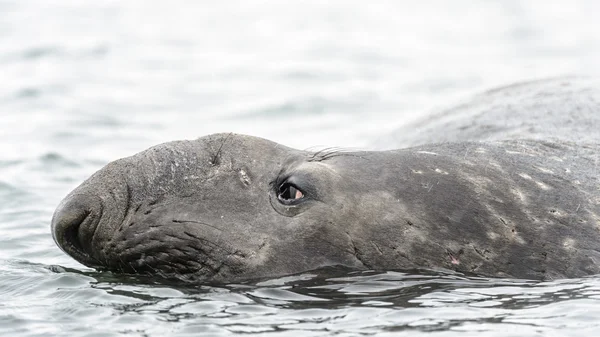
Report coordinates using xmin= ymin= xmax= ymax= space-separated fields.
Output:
xmin=3 ymin=263 xmax=600 ymax=336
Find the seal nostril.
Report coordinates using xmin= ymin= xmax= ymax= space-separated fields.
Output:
xmin=52 ymin=202 xmax=90 ymax=252
xmin=51 ymin=194 xmax=103 ymax=266
xmin=61 ymin=209 xmax=90 ymax=255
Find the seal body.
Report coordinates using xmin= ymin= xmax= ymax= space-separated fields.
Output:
xmin=377 ymin=77 xmax=600 ymax=147
xmin=51 ymin=78 xmax=600 ymax=282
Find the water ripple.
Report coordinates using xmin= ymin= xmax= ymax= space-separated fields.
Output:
xmin=2 ymin=0 xmax=600 ymax=336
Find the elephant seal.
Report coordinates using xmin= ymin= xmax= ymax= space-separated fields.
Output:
xmin=52 ymin=77 xmax=600 ymax=282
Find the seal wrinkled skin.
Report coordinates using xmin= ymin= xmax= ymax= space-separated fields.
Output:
xmin=52 ymin=77 xmax=600 ymax=282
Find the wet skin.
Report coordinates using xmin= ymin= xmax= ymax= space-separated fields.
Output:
xmin=52 ymin=78 xmax=600 ymax=282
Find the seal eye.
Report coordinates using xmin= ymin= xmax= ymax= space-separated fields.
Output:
xmin=277 ymin=182 xmax=304 ymax=203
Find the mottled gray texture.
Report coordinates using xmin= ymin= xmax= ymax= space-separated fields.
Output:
xmin=377 ymin=77 xmax=600 ymax=148
xmin=52 ymin=77 xmax=600 ymax=282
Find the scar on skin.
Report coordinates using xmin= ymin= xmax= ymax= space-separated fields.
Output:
xmin=563 ymin=238 xmax=576 ymax=250
xmin=536 ymin=181 xmax=551 ymax=190
xmin=447 ymin=252 xmax=460 ymax=265
xmin=535 ymin=166 xmax=554 ymax=174
xmin=239 ymin=169 xmax=251 ymax=185
xmin=434 ymin=168 xmax=449 ymax=175
xmin=519 ymin=173 xmax=533 ymax=180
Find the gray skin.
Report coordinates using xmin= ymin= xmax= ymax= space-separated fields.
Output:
xmin=376 ymin=76 xmax=600 ymax=148
xmin=52 ymin=77 xmax=600 ymax=282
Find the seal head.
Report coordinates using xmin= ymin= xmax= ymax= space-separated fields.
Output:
xmin=52 ymin=134 xmax=369 ymax=282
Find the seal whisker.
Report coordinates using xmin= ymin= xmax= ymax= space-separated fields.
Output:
xmin=181 ymin=231 xmax=237 ymax=256
xmin=307 ymin=147 xmax=368 ymax=162
xmin=172 ymin=219 xmax=223 ymax=231
xmin=210 ymin=133 xmax=233 ymax=166
xmin=116 ymin=254 xmax=129 ymax=273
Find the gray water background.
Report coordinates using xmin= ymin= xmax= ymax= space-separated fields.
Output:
xmin=2 ymin=1 xmax=600 ymax=336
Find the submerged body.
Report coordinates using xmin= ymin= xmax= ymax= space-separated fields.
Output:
xmin=52 ymin=77 xmax=600 ymax=282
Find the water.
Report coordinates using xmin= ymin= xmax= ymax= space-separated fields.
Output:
xmin=2 ymin=0 xmax=600 ymax=336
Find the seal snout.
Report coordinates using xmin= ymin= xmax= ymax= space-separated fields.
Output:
xmin=51 ymin=193 xmax=104 ymax=267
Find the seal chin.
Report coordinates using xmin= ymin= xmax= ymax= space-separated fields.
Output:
xmin=51 ymin=193 xmax=104 ymax=268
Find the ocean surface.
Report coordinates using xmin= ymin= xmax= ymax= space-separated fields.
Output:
xmin=2 ymin=1 xmax=600 ymax=336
